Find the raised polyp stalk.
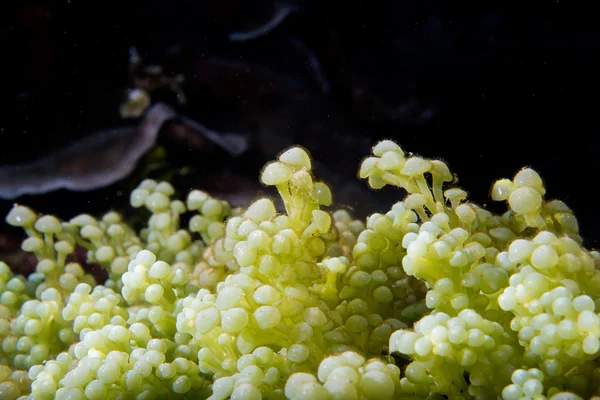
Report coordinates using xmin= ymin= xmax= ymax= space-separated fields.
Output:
xmin=401 ymin=157 xmax=437 ymax=214
xmin=261 ymin=161 xmax=294 ymax=212
xmin=5 ymin=204 xmax=38 ymax=239
xmin=430 ymin=160 xmax=453 ymax=206
xmin=404 ymin=194 xmax=429 ymax=223
xmin=289 ymin=168 xmax=316 ymax=224
xmin=34 ymin=215 xmax=63 ymax=260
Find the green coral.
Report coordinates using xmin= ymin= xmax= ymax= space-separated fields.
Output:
xmin=0 ymin=140 xmax=598 ymax=400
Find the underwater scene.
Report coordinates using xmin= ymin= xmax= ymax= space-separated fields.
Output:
xmin=1 ymin=1 xmax=599 ymax=399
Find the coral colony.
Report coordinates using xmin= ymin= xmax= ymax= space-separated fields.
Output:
xmin=1 ymin=141 xmax=598 ymax=399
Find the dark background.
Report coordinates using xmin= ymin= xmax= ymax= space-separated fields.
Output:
xmin=1 ymin=0 xmax=599 ymax=254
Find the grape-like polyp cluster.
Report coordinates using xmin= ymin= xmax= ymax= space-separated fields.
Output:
xmin=1 ymin=141 xmax=599 ymax=399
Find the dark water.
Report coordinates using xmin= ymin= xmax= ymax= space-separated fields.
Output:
xmin=1 ymin=0 xmax=599 ymax=256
